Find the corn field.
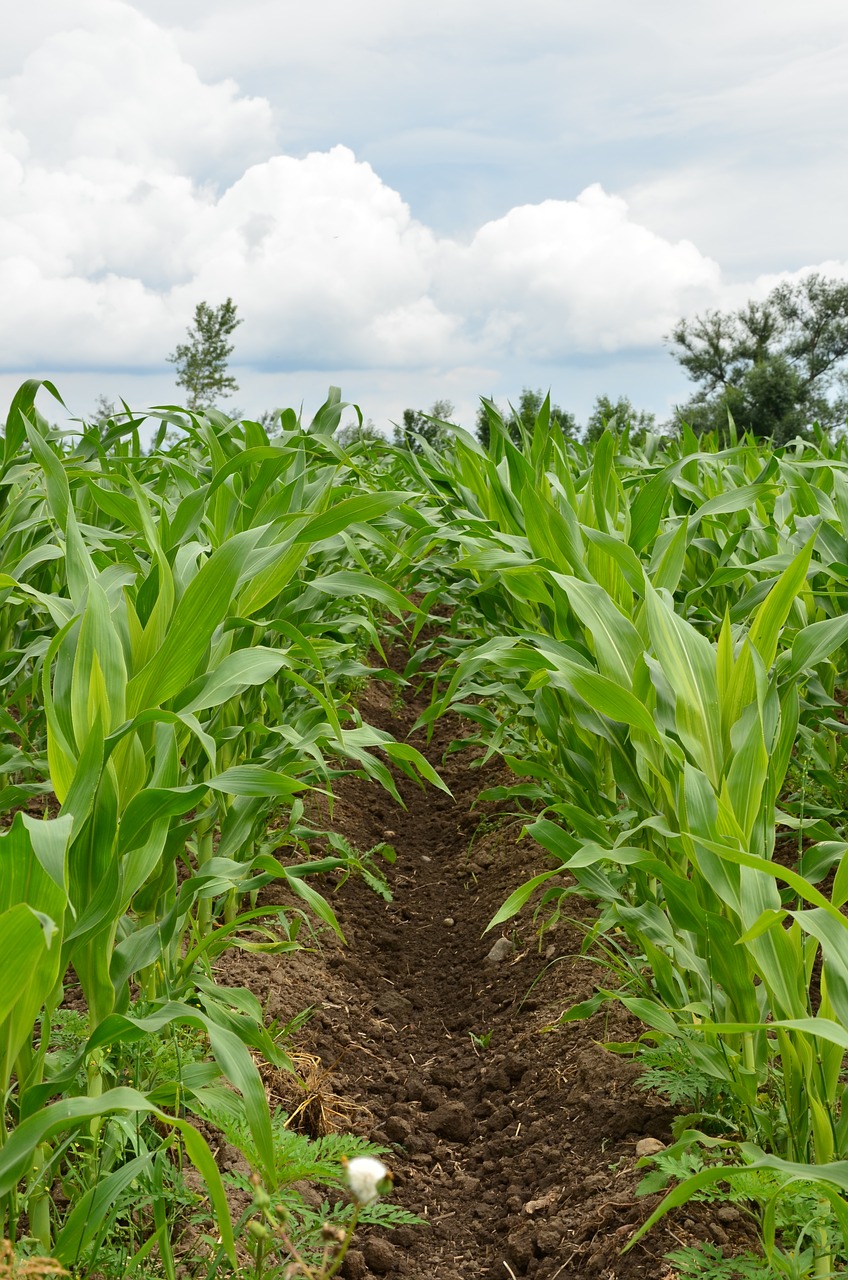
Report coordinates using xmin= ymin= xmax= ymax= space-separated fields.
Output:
xmin=2 ymin=380 xmax=848 ymax=1277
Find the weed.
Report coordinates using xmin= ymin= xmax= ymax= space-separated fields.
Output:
xmin=664 ymin=1242 xmax=773 ymax=1279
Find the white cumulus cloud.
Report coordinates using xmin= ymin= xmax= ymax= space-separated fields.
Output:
xmin=441 ymin=186 xmax=721 ymax=358
xmin=3 ymin=0 xmax=842 ymax=418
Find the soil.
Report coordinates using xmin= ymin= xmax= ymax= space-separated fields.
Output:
xmin=219 ymin=645 xmax=761 ymax=1279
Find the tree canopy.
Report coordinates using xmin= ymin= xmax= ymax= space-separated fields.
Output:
xmin=583 ymin=394 xmax=656 ymax=446
xmin=167 ymin=298 xmax=242 ymax=411
xmin=475 ymin=388 xmax=577 ymax=448
xmin=668 ymin=273 xmax=848 ymax=442
xmin=393 ymin=399 xmax=455 ymax=452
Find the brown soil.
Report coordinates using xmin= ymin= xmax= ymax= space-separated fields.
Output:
xmin=220 ymin=649 xmax=760 ymax=1279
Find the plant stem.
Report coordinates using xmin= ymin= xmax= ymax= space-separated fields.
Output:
xmin=196 ymin=808 xmax=215 ymax=934
xmin=29 ymin=1143 xmax=52 ymax=1251
xmin=325 ymin=1206 xmax=360 ymax=1279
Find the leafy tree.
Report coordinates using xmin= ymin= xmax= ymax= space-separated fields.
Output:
xmin=475 ymin=388 xmax=577 ymax=448
xmin=167 ymin=298 xmax=242 ymax=411
xmin=668 ymin=274 xmax=848 ymax=442
xmin=90 ymin=394 xmax=119 ymax=424
xmin=335 ymin=419 xmax=384 ymax=448
xmin=583 ymin=394 xmax=656 ymax=446
xmin=393 ymin=399 xmax=455 ymax=452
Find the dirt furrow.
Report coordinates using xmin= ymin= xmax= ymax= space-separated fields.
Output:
xmin=227 ymin=661 xmax=758 ymax=1279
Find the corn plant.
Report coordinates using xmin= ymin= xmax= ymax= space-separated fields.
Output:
xmin=0 ymin=380 xmax=443 ymax=1266
xmin=406 ymin=400 xmax=848 ymax=1273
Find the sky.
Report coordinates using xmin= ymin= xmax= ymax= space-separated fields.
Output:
xmin=1 ymin=0 xmax=847 ymax=434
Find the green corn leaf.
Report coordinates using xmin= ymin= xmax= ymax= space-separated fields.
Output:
xmin=207 ymin=766 xmax=307 ymax=797
xmin=118 ymin=783 xmax=207 ymax=856
xmin=126 ymin=528 xmax=263 ymax=714
xmin=628 ymin=1142 xmax=848 ymax=1251
xmin=645 ymin=582 xmax=722 ymax=785
xmin=0 ymin=906 xmax=59 ymax=1026
xmin=486 ymin=872 xmax=560 ymax=931
xmin=174 ymin=646 xmax=288 ymax=714
xmin=545 ymin=660 xmax=662 ymax=740
xmin=693 ymin=482 xmax=778 ymax=525
xmin=737 ymin=908 xmax=788 ymax=944
xmin=629 ymin=464 xmax=674 ymax=552
xmin=3 ymin=378 xmax=66 ymax=466
xmin=293 ymin=492 xmax=408 ymax=543
xmin=71 ymin=581 xmax=127 ymax=743
xmin=82 ymin=477 xmax=144 ymax=531
xmin=87 ymin=1005 xmax=276 ymax=1187
xmin=722 ymin=702 xmax=769 ymax=842
xmin=581 ymin=526 xmax=645 ymax=593
xmin=0 ymin=1088 xmax=236 ymax=1266
xmin=725 ymin=537 xmax=815 ymax=728
xmin=523 ymin=485 xmax=588 ymax=578
xmin=788 ymin=612 xmax=848 ymax=676
xmin=553 ymin=574 xmax=644 ymax=686
xmin=747 ymin=534 xmax=815 ymax=669
xmin=23 ymin=420 xmax=72 ymax=529
xmin=382 ymin=742 xmax=452 ymax=793
xmin=614 ymin=995 xmax=682 ymax=1037
xmin=308 ymin=569 xmax=414 ymax=618
xmin=789 ymin=908 xmax=848 ymax=1028
xmin=650 ymin=516 xmax=689 ymax=592
xmin=284 ymin=872 xmax=346 ymax=941
xmin=53 ymin=1151 xmax=154 ymax=1262
xmin=526 ymin=818 xmax=580 ymax=864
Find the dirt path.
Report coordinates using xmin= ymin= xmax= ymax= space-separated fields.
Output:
xmin=229 ymin=651 xmax=758 ymax=1279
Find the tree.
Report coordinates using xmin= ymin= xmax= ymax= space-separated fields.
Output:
xmin=336 ymin=419 xmax=384 ymax=448
xmin=583 ymin=394 xmax=656 ymax=446
xmin=475 ymin=388 xmax=577 ymax=448
xmin=90 ymin=394 xmax=119 ymax=424
xmin=167 ymin=298 xmax=242 ymax=411
xmin=393 ymin=399 xmax=455 ymax=452
xmin=668 ymin=274 xmax=848 ymax=442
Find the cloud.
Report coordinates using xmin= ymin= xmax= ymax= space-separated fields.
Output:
xmin=0 ymin=2 xmax=725 ymax=376
xmin=4 ymin=0 xmax=274 ymax=180
xmin=1 ymin=0 xmax=845 ymax=400
xmin=441 ymin=187 xmax=720 ymax=358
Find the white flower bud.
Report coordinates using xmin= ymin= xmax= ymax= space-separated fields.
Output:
xmin=344 ymin=1155 xmax=390 ymax=1205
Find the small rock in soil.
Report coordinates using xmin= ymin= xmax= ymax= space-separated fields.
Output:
xmin=340 ymin=1249 xmax=366 ymax=1279
xmin=384 ymin=1115 xmax=409 ymax=1143
xmin=419 ymin=1086 xmax=444 ymax=1111
xmin=427 ymin=1100 xmax=474 ymax=1143
xmin=635 ymin=1136 xmax=666 ymax=1158
xmin=505 ymin=1228 xmax=534 ymax=1269
xmin=503 ymin=1054 xmax=527 ymax=1081
xmin=485 ymin=937 xmax=514 ymax=964
xmin=362 ymin=1237 xmax=397 ymax=1274
xmin=534 ymin=1223 xmax=564 ymax=1254
xmin=404 ymin=1075 xmax=427 ymax=1102
xmin=483 ymin=1066 xmax=509 ymax=1092
xmin=406 ymin=1131 xmax=436 ymax=1154
xmin=429 ymin=1064 xmax=460 ymax=1087
xmin=373 ymin=989 xmax=413 ymax=1022
xmin=523 ymin=1189 xmax=559 ymax=1216
xmin=582 ymin=1173 xmax=608 ymax=1192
